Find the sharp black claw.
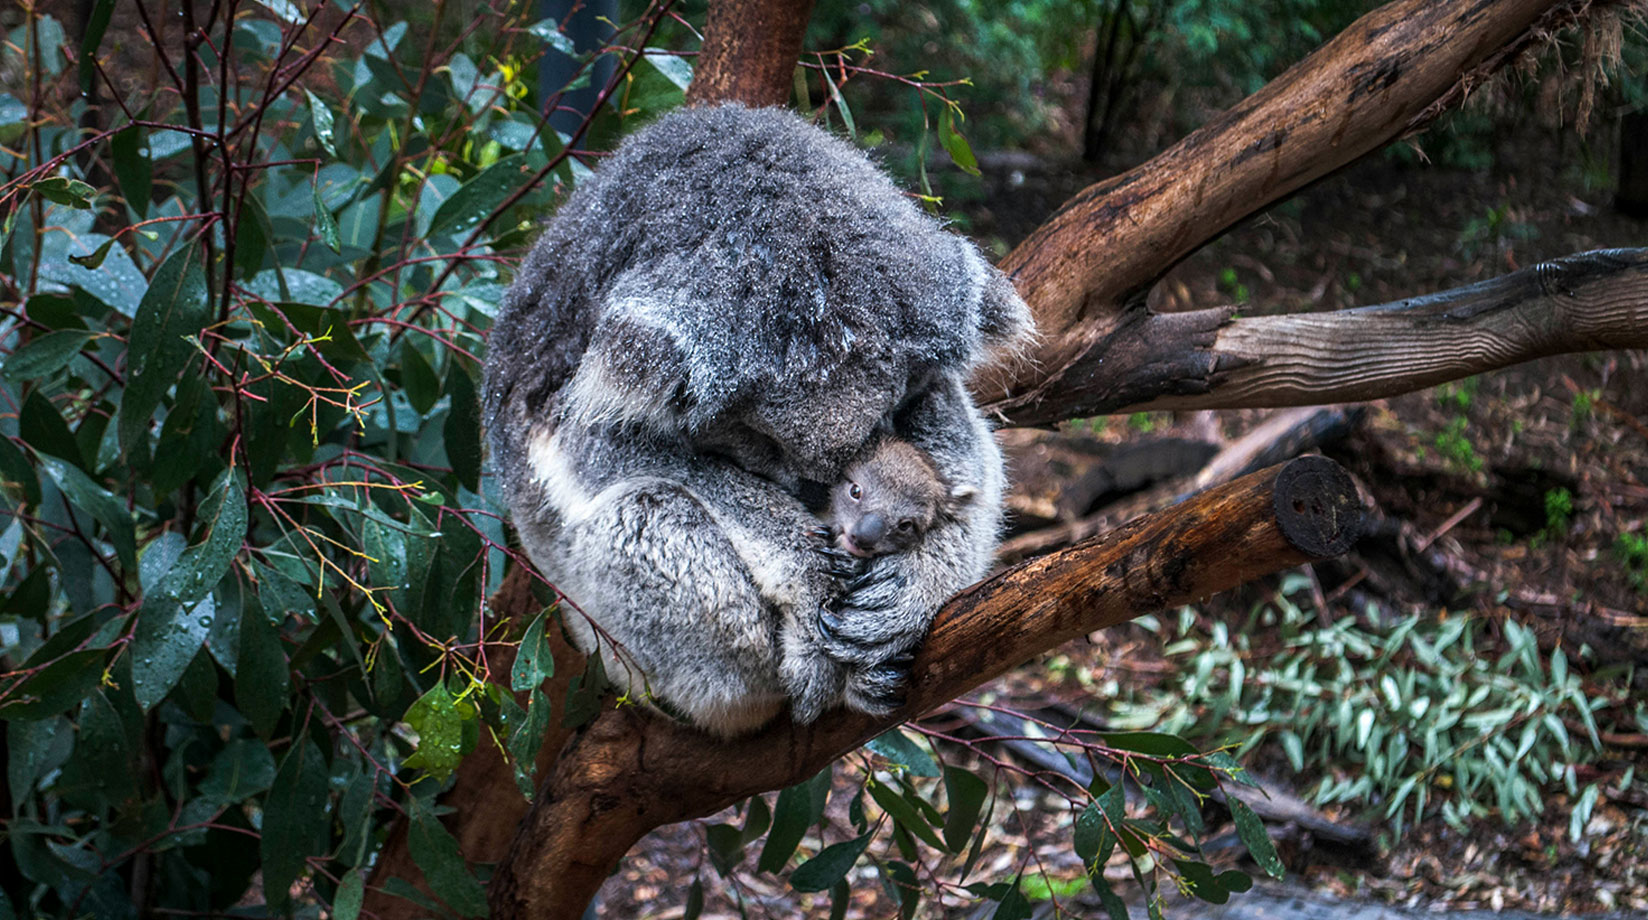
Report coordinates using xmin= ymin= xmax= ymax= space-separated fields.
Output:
xmin=817 ymin=609 xmax=842 ymax=640
xmin=807 ymin=525 xmax=834 ymax=542
xmin=887 ymin=650 xmax=916 ymax=668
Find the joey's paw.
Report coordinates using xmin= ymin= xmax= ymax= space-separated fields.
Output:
xmin=815 ymin=602 xmax=920 ymax=669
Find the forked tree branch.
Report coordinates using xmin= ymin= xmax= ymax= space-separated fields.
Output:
xmin=974 ymin=0 xmax=1610 ymax=415
xmin=486 ymin=457 xmax=1365 ymax=918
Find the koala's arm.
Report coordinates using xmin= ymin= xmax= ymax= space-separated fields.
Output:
xmin=815 ymin=375 xmax=1007 ymax=714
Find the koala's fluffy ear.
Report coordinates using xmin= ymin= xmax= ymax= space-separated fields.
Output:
xmin=977 ymin=265 xmax=1033 ymax=348
xmin=562 ymin=301 xmax=690 ymax=428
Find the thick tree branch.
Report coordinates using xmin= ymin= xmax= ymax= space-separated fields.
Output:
xmin=684 ymin=0 xmax=816 ymax=108
xmin=976 ymin=0 xmax=1592 ymax=413
xmin=997 ymin=248 xmax=1648 ymax=426
xmin=487 ymin=457 xmax=1365 ymax=919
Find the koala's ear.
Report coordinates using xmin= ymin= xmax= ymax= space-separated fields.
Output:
xmin=976 ymin=265 xmax=1035 ymax=350
xmin=562 ymin=305 xmax=690 ymax=428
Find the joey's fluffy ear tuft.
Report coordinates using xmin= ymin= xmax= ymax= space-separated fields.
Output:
xmin=562 ymin=303 xmax=690 ymax=428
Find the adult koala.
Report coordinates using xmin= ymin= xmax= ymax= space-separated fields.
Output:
xmin=483 ymin=105 xmax=1031 ymax=736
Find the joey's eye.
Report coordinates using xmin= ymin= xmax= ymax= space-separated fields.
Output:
xmin=849 ymin=482 xmax=862 ymax=501
xmin=897 ymin=519 xmax=914 ymax=532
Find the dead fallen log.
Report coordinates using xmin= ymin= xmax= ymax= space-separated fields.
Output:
xmin=484 ymin=456 xmax=1366 ymax=918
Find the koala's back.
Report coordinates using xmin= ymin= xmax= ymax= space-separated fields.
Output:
xmin=483 ymin=105 xmax=1019 ymax=497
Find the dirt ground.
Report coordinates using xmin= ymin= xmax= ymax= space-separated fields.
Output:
xmin=593 ymin=120 xmax=1648 ymax=919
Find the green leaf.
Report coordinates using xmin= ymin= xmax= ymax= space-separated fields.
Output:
xmin=111 ymin=125 xmax=152 ymax=215
xmin=402 ymin=683 xmax=477 ymax=780
xmin=0 ymin=435 xmax=40 ymax=506
xmin=67 ymin=238 xmax=115 ymax=269
xmin=1101 ymin=731 xmax=1200 ymax=758
xmin=306 ymin=89 xmax=338 ymax=157
xmin=505 ymin=689 xmax=552 ymax=797
xmin=198 ymin=738 xmax=277 ymax=804
xmin=398 ymin=338 xmax=440 ymax=414
xmin=7 ymin=716 xmax=73 ymax=811
xmin=408 ymin=798 xmax=488 ymax=917
xmin=54 ymin=690 xmax=138 ymax=811
xmin=262 ymin=741 xmax=331 ymax=914
xmin=789 ymin=833 xmax=872 ymax=893
xmin=867 ymin=779 xmax=945 ymax=851
xmin=27 ymin=177 xmax=96 ymax=209
xmin=758 ymin=779 xmax=814 ymax=874
xmin=642 ymin=49 xmax=693 ymax=91
xmin=1074 ymin=800 xmax=1116 ymax=869
xmin=334 ymin=868 xmax=365 ymax=920
xmin=78 ymin=0 xmax=116 ymax=91
xmin=511 ymin=610 xmax=555 ymax=692
xmin=157 ymin=469 xmax=246 ymax=608
xmin=38 ymin=455 xmax=135 ymax=571
xmin=1228 ymin=797 xmax=1284 ymax=878
xmin=705 ymin=822 xmax=744 ymax=876
xmin=21 ymin=389 xmax=84 ymax=469
xmin=122 ymin=244 xmax=209 ymax=453
xmin=236 ymin=599 xmax=289 ymax=736
xmin=444 ymin=361 xmax=482 ymax=492
xmin=939 ymin=106 xmax=980 ymax=176
xmin=313 ymin=177 xmax=341 ymax=252
xmin=991 ymin=876 xmax=1031 ymax=920
xmin=0 ymin=649 xmax=105 ymax=720
xmin=426 ymin=154 xmax=527 ymax=238
xmin=942 ymin=765 xmax=987 ymax=853
xmin=129 ymin=595 xmax=213 ymax=711
xmin=4 ymin=329 xmax=96 ymax=381
xmin=1087 ymin=870 xmax=1130 ymax=920
xmin=683 ymin=877 xmax=703 ymax=920
xmin=525 ymin=18 xmax=575 ymax=55
xmin=866 ymin=728 xmax=939 ymax=777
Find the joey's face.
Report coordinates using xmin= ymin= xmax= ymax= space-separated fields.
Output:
xmin=830 ymin=461 xmax=943 ymax=558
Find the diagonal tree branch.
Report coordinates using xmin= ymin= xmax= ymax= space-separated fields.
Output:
xmin=487 ymin=457 xmax=1365 ymax=918
xmin=974 ymin=0 xmax=1606 ymax=412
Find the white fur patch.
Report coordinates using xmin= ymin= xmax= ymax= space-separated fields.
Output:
xmin=526 ymin=428 xmax=595 ymax=524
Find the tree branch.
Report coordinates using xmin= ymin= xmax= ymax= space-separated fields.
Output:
xmin=975 ymin=0 xmax=1589 ymax=410
xmin=487 ymin=457 xmax=1365 ymax=919
xmin=995 ymin=248 xmax=1648 ymax=425
xmin=684 ymin=0 xmax=817 ymax=108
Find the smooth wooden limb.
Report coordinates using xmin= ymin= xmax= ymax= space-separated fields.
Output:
xmin=975 ymin=0 xmax=1576 ymax=409
xmin=994 ymin=248 xmax=1648 ymax=425
xmin=486 ymin=456 xmax=1365 ymax=919
xmin=684 ymin=0 xmax=817 ymax=108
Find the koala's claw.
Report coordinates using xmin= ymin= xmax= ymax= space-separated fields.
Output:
xmin=817 ymin=608 xmax=844 ymax=643
xmin=806 ymin=525 xmax=834 ymax=543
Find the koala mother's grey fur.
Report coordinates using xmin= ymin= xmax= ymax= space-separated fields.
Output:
xmin=483 ymin=105 xmax=1031 ymax=736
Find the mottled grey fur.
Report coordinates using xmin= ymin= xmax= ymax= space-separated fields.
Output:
xmin=483 ymin=104 xmax=1031 ymax=736
xmin=828 ymin=438 xmax=975 ymax=559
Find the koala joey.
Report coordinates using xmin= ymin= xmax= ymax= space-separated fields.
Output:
xmin=824 ymin=437 xmax=977 ymax=560
xmin=483 ymin=104 xmax=1032 ymax=736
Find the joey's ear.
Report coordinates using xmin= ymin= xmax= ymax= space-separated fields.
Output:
xmin=562 ymin=306 xmax=689 ymax=428
xmin=949 ymin=484 xmax=979 ymax=507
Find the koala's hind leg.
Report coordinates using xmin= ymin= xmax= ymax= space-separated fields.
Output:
xmin=552 ymin=478 xmax=791 ymax=737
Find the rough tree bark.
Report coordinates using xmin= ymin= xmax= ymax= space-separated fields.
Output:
xmin=363 ymin=0 xmax=1648 ymax=917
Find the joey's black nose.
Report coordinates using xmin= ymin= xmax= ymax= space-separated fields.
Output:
xmin=852 ymin=512 xmax=887 ymax=549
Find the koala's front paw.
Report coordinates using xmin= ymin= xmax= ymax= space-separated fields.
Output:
xmin=813 ymin=561 xmax=914 ymax=669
